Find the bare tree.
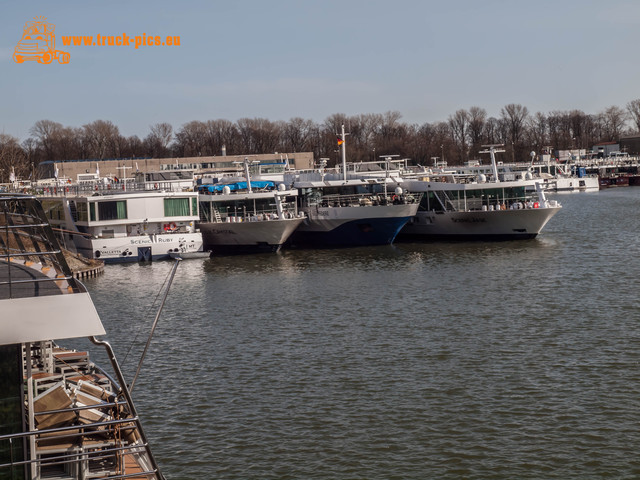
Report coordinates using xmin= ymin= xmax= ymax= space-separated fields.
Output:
xmin=120 ymin=135 xmax=145 ymax=158
xmin=500 ymin=104 xmax=529 ymax=161
xmin=600 ymin=106 xmax=628 ymax=141
xmin=145 ymin=123 xmax=173 ymax=157
xmin=626 ymin=99 xmax=640 ymax=133
xmin=501 ymin=104 xmax=529 ymax=144
xmin=173 ymin=121 xmax=207 ymax=157
xmin=30 ymin=119 xmax=64 ymax=161
xmin=483 ymin=117 xmax=502 ymax=146
xmin=283 ymin=117 xmax=315 ymax=153
xmin=235 ymin=118 xmax=280 ymax=154
xmin=21 ymin=138 xmax=38 ymax=178
xmin=203 ymin=119 xmax=238 ymax=156
xmin=82 ymin=120 xmax=120 ymax=159
xmin=467 ymin=106 xmax=487 ymax=155
xmin=526 ymin=112 xmax=548 ymax=151
xmin=448 ymin=109 xmax=469 ymax=163
xmin=0 ymin=134 xmax=28 ymax=182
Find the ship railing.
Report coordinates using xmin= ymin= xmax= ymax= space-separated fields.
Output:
xmin=0 ymin=194 xmax=82 ymax=298
xmin=311 ymin=192 xmax=418 ymax=208
xmin=444 ymin=194 xmax=549 ymax=212
xmin=32 ymin=181 xmax=189 ymax=197
xmin=0 ymin=416 xmax=160 ymax=479
xmin=200 ymin=203 xmax=301 ymax=223
xmin=205 ymin=209 xmax=302 ymax=223
xmin=1 ymin=346 xmax=163 ymax=479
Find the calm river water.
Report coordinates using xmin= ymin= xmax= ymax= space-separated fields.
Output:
xmin=77 ymin=187 xmax=640 ymax=479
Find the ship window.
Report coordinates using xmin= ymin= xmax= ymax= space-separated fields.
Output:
xmin=76 ymin=202 xmax=88 ymax=222
xmin=164 ymin=198 xmax=190 ymax=217
xmin=97 ymin=200 xmax=127 ymax=221
xmin=191 ymin=197 xmax=197 ymax=216
xmin=89 ymin=202 xmax=96 ymax=221
xmin=199 ymin=201 xmax=210 ymax=221
xmin=41 ymin=200 xmax=64 ymax=221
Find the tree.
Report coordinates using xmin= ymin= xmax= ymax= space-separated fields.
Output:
xmin=82 ymin=120 xmax=120 ymax=159
xmin=0 ymin=134 xmax=28 ymax=182
xmin=500 ymin=104 xmax=529 ymax=161
xmin=30 ymin=119 xmax=64 ymax=161
xmin=467 ymin=106 xmax=487 ymax=155
xmin=235 ymin=118 xmax=280 ymax=154
xmin=448 ymin=109 xmax=469 ymax=163
xmin=145 ymin=123 xmax=173 ymax=157
xmin=600 ymin=106 xmax=628 ymax=141
xmin=173 ymin=121 xmax=207 ymax=157
xmin=627 ymin=99 xmax=640 ymax=133
xmin=203 ymin=119 xmax=238 ymax=156
xmin=282 ymin=117 xmax=315 ymax=153
xmin=526 ymin=112 xmax=548 ymax=151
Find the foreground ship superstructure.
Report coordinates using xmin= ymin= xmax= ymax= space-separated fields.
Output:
xmin=0 ymin=194 xmax=164 ymax=479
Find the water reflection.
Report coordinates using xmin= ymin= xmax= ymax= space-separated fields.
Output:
xmin=80 ymin=189 xmax=640 ymax=479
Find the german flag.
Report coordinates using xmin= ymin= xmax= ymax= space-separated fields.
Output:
xmin=337 ymin=137 xmax=344 ymax=146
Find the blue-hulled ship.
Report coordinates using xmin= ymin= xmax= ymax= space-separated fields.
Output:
xmin=286 ymin=126 xmax=420 ymax=248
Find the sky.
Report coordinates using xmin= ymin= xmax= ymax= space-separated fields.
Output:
xmin=2 ymin=0 xmax=639 ymax=140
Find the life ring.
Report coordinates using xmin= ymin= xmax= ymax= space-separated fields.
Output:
xmin=163 ymin=223 xmax=170 ymax=231
xmin=169 ymin=222 xmax=177 ymax=231
xmin=533 ymin=202 xmax=540 ymax=209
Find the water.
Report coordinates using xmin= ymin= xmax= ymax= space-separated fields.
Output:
xmin=77 ymin=188 xmax=640 ymax=479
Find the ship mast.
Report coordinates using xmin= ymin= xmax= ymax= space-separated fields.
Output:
xmin=243 ymin=157 xmax=253 ymax=193
xmin=340 ymin=124 xmax=348 ymax=181
xmin=479 ymin=144 xmax=506 ymax=183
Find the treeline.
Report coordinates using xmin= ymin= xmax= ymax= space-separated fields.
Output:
xmin=2 ymin=100 xmax=640 ymax=182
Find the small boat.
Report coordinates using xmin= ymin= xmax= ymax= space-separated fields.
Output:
xmin=0 ymin=193 xmax=165 ymax=479
xmin=598 ymin=174 xmax=630 ymax=189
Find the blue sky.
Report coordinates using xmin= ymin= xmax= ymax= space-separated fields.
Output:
xmin=2 ymin=0 xmax=639 ymax=140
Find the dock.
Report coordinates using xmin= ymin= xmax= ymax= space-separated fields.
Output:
xmin=63 ymin=249 xmax=105 ymax=279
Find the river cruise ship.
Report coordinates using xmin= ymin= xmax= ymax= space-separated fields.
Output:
xmin=38 ymin=184 xmax=203 ymax=262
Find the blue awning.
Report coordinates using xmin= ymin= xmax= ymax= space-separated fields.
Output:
xmin=198 ymin=181 xmax=276 ymax=193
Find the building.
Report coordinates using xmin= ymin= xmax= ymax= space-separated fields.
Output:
xmin=591 ymin=142 xmax=619 ymax=158
xmin=619 ymin=135 xmax=640 ymax=155
xmin=37 ymin=152 xmax=315 ymax=182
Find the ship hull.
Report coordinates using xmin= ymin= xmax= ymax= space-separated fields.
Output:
xmin=199 ymin=217 xmax=303 ymax=253
xmin=73 ymin=232 xmax=204 ymax=263
xmin=397 ymin=206 xmax=561 ymax=241
xmin=291 ymin=203 xmax=418 ymax=247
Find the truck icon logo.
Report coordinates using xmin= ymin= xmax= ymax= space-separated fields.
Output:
xmin=13 ymin=16 xmax=70 ymax=64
